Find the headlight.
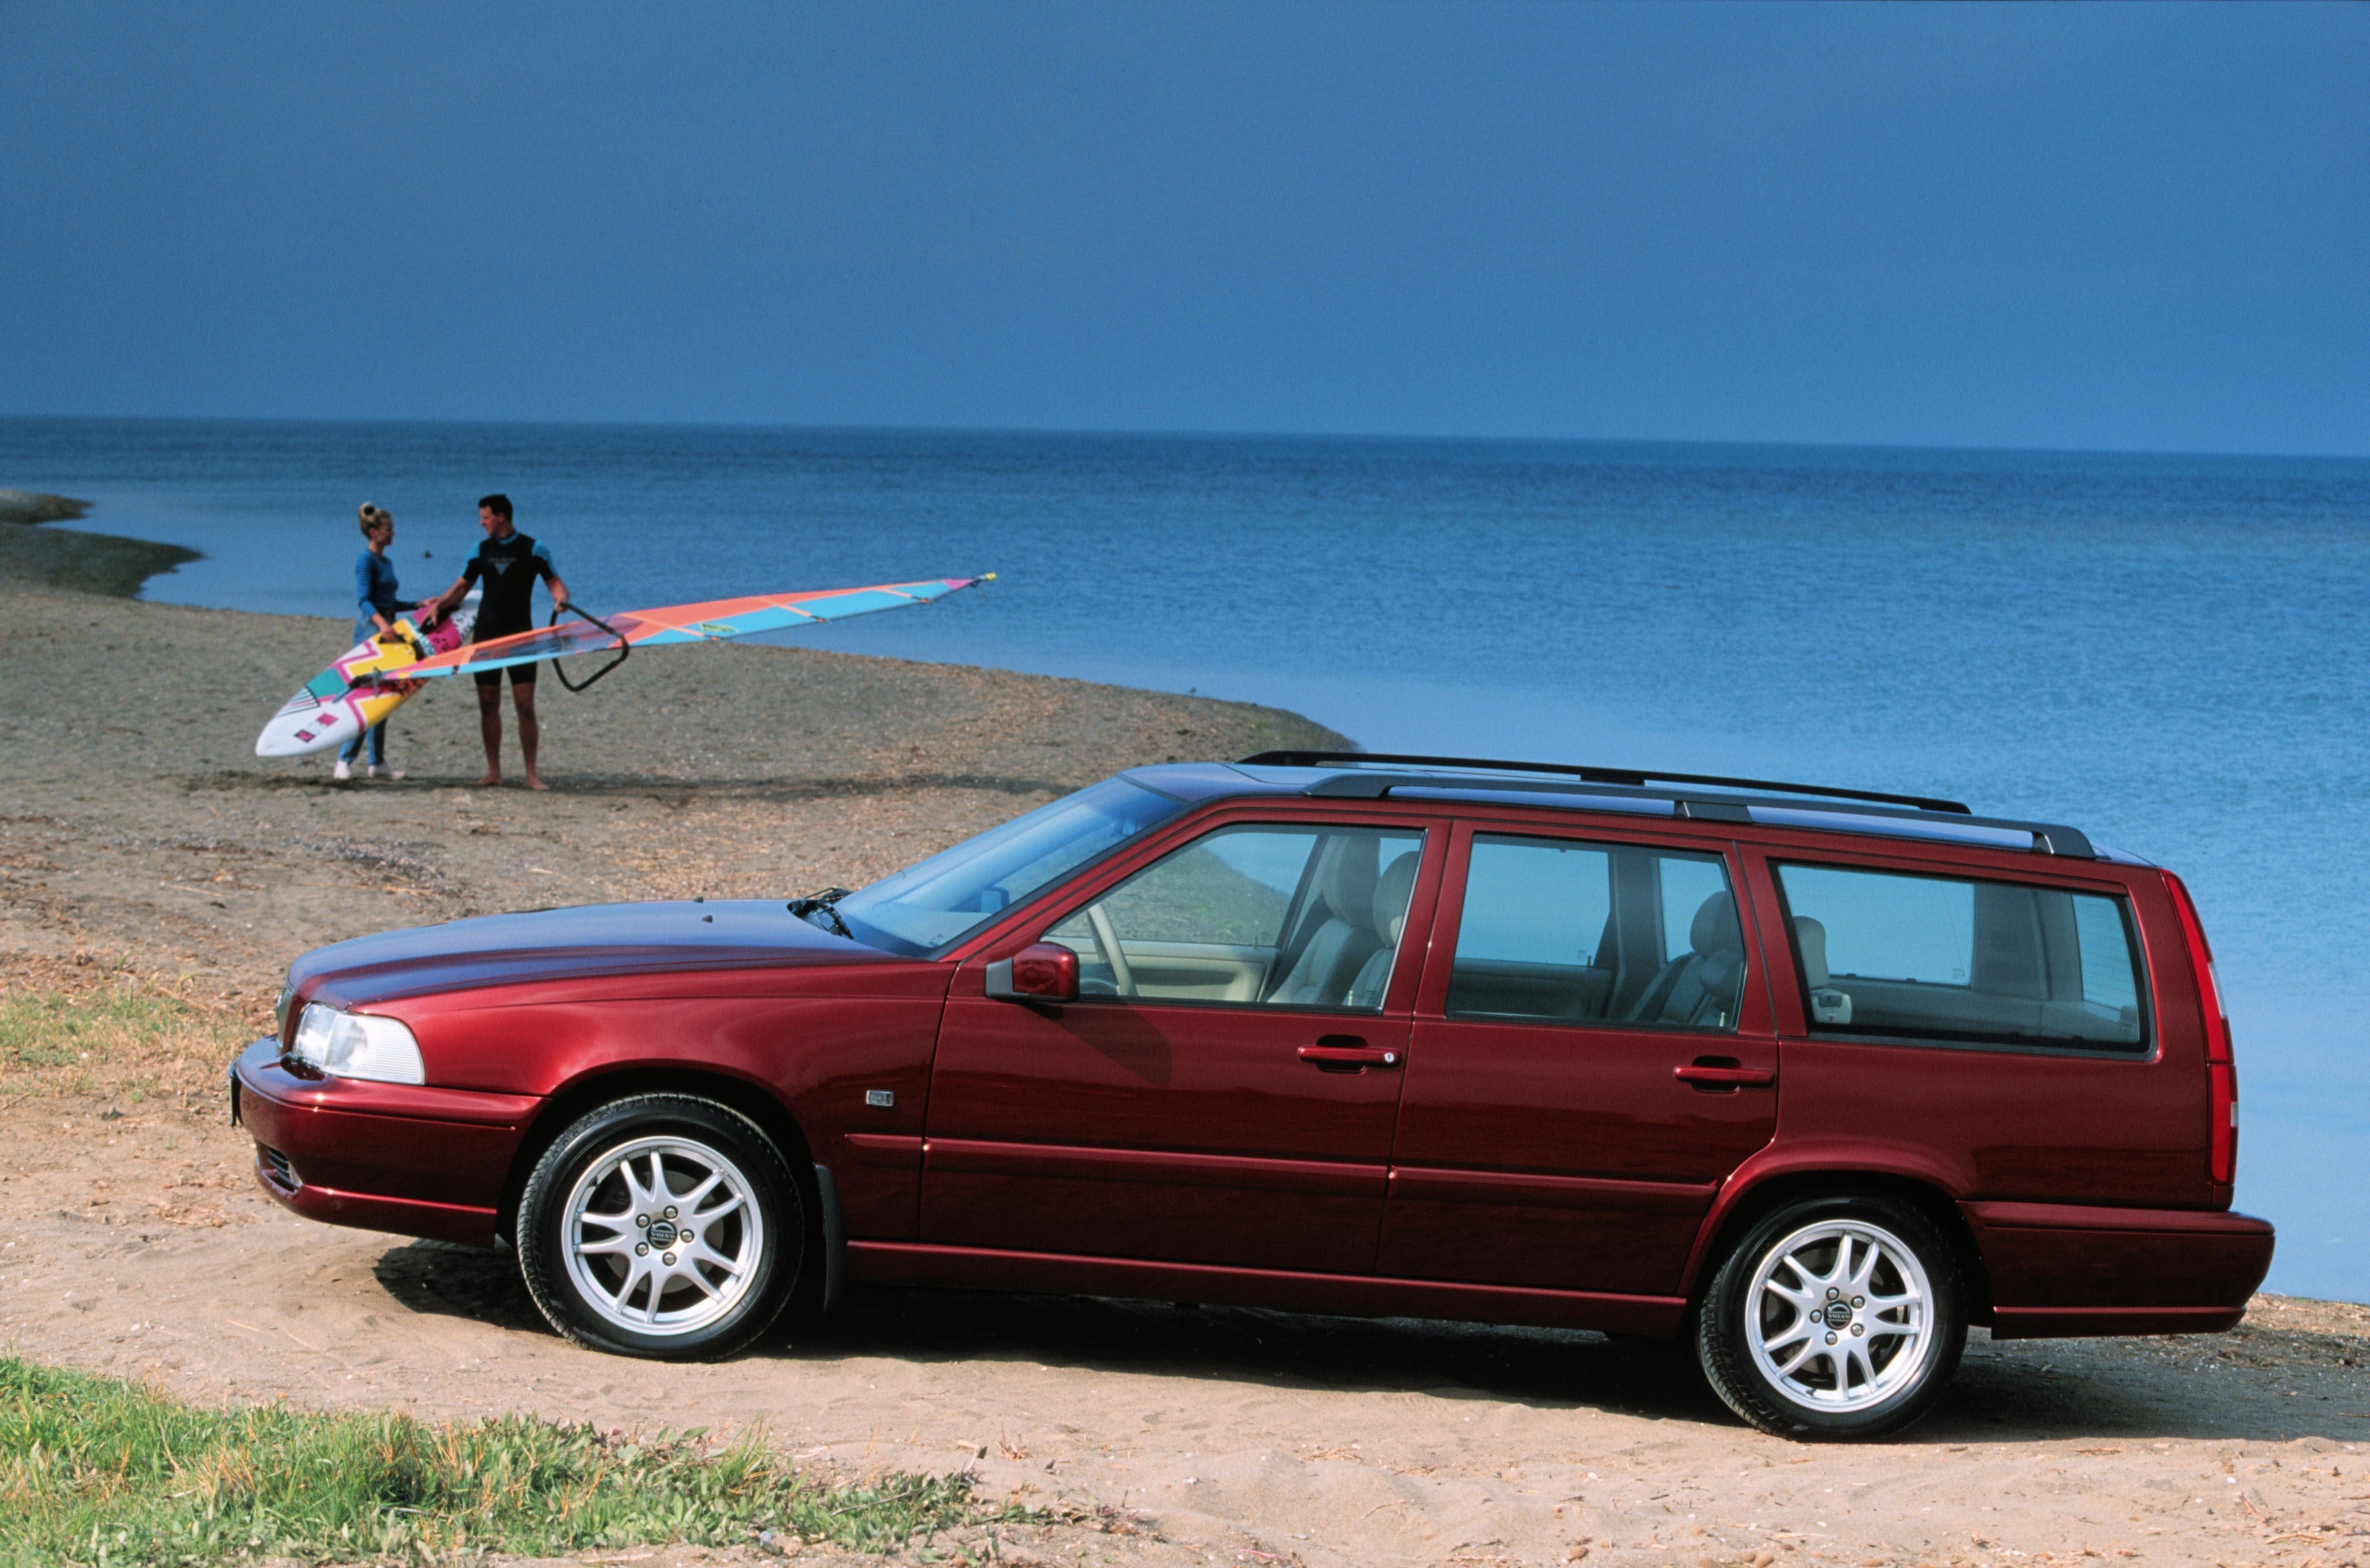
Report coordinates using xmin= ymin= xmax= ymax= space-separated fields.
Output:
xmin=287 ymin=1004 xmax=426 ymax=1086
xmin=273 ymin=985 xmax=296 ymax=1041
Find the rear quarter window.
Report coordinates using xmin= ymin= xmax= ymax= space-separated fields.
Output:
xmin=1775 ymin=861 xmax=2148 ymax=1053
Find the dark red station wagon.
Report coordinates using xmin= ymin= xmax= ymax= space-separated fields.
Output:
xmin=233 ymin=753 xmax=2272 ymax=1438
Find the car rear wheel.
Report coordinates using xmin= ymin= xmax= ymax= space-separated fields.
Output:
xmin=517 ymin=1095 xmax=802 ymax=1360
xmin=1696 ymin=1194 xmax=1966 ymax=1439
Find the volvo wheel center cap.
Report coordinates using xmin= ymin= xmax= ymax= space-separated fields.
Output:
xmin=1823 ymin=1301 xmax=1853 ymax=1328
xmin=647 ymin=1221 xmax=678 ymax=1247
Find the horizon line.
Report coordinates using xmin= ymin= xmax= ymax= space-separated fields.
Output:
xmin=2 ymin=409 xmax=2365 ymax=468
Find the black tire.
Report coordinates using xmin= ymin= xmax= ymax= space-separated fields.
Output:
xmin=517 ymin=1094 xmax=802 ymax=1360
xmin=1696 ymin=1193 xmax=1966 ymax=1440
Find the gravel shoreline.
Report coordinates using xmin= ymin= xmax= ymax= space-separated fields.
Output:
xmin=0 ymin=486 xmax=92 ymax=524
xmin=0 ymin=484 xmax=207 ymax=596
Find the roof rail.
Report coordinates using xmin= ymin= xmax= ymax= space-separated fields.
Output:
xmin=1238 ymin=750 xmax=1971 ymax=816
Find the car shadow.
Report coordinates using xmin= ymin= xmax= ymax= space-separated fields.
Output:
xmin=1920 ymin=1334 xmax=2370 ymax=1445
xmin=775 ymin=1280 xmax=1733 ymax=1425
xmin=367 ymin=1241 xmax=2369 ymax=1445
xmin=780 ymin=1292 xmax=2370 ymax=1444
xmin=366 ymin=1239 xmax=1725 ymax=1422
xmin=372 ymin=1238 xmax=551 ymax=1336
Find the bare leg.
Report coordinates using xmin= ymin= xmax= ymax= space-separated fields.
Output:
xmin=516 ymin=681 xmax=548 ymax=790
xmin=475 ymin=683 xmax=504 ymax=786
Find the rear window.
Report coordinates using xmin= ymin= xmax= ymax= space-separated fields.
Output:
xmin=1774 ymin=863 xmax=2147 ymax=1052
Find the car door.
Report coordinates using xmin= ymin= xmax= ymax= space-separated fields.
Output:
xmin=924 ymin=813 xmax=1437 ymax=1274
xmin=1377 ymin=821 xmax=1779 ymax=1296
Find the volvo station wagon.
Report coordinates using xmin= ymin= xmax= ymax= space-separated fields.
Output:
xmin=233 ymin=752 xmax=2272 ymax=1438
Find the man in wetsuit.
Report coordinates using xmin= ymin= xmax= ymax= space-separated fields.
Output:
xmin=421 ymin=494 xmax=571 ymax=790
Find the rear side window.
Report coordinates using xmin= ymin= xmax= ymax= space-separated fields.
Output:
xmin=1448 ymin=834 xmax=1745 ymax=1031
xmin=1775 ymin=863 xmax=2147 ymax=1051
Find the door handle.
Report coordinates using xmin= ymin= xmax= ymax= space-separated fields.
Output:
xmin=1298 ymin=1039 xmax=1402 ymax=1072
xmin=1674 ymin=1060 xmax=1776 ymax=1089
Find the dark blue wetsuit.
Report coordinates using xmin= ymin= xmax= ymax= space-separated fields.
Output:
xmin=341 ymin=549 xmax=407 ymax=767
xmin=462 ymin=531 xmax=559 ymax=687
xmin=355 ymin=550 xmax=405 ymax=641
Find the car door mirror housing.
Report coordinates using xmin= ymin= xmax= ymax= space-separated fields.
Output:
xmin=986 ymin=942 xmax=1079 ymax=1004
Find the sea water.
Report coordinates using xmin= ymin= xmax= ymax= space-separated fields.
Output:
xmin=6 ymin=417 xmax=2367 ymax=1299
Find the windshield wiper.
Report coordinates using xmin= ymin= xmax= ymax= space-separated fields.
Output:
xmin=787 ymin=887 xmax=856 ymax=940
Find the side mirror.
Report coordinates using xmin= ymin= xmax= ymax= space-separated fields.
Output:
xmin=984 ymin=942 xmax=1079 ymax=1004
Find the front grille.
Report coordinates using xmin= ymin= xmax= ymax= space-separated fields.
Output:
xmin=261 ymin=1148 xmax=300 ymax=1190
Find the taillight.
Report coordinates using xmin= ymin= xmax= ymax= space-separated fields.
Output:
xmin=2209 ymin=1062 xmax=2238 ymax=1187
xmin=2163 ymin=871 xmax=2237 ymax=1184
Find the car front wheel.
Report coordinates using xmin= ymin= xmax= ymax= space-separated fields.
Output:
xmin=1696 ymin=1194 xmax=1966 ymax=1439
xmin=517 ymin=1094 xmax=802 ymax=1359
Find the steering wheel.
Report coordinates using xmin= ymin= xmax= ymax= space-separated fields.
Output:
xmin=1085 ymin=902 xmax=1135 ymax=997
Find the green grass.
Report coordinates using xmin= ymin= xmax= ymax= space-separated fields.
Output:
xmin=0 ymin=1357 xmax=1020 ymax=1565
xmin=0 ymin=985 xmax=253 ymax=1102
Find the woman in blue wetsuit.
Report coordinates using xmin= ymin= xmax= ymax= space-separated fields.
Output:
xmin=335 ymin=503 xmax=416 ymax=781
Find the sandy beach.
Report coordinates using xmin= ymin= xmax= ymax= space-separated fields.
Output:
xmin=3 ymin=551 xmax=2367 ymax=1568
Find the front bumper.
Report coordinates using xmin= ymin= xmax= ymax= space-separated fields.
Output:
xmin=1965 ymin=1199 xmax=2276 ymax=1338
xmin=231 ymin=1038 xmax=541 ymax=1246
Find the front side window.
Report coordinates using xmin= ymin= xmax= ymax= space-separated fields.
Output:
xmin=1775 ymin=863 xmax=2146 ymax=1051
xmin=1447 ymin=834 xmax=1745 ymax=1030
xmin=1046 ymin=825 xmax=1424 ymax=1008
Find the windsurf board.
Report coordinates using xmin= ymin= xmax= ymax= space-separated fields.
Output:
xmin=254 ymin=588 xmax=478 ymax=758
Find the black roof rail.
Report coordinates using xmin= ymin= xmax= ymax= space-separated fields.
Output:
xmin=1238 ymin=750 xmax=1972 ymax=816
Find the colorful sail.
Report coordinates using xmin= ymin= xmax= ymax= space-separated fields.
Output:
xmin=402 ymin=575 xmax=990 ymax=681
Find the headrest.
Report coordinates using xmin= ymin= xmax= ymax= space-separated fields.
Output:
xmin=1793 ymin=915 xmax=1830 ymax=987
xmin=1372 ymin=851 xmax=1420 ymax=945
xmin=1690 ymin=891 xmax=1743 ymax=956
xmin=1318 ymin=836 xmax=1382 ymax=932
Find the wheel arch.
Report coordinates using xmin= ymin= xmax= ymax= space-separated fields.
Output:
xmin=1683 ymin=1168 xmax=1994 ymax=1328
xmin=497 ymin=1066 xmax=820 ymax=1260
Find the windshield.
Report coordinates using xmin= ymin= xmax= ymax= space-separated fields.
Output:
xmin=824 ymin=776 xmax=1187 ymax=956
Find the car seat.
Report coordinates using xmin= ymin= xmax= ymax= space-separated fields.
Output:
xmin=1344 ymin=851 xmax=1422 ymax=1009
xmin=1794 ymin=914 xmax=1852 ymax=1025
xmin=1624 ymin=891 xmax=1745 ymax=1028
xmin=1267 ymin=836 xmax=1385 ymax=1007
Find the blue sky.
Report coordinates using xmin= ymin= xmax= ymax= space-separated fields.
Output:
xmin=3 ymin=1 xmax=2365 ymax=454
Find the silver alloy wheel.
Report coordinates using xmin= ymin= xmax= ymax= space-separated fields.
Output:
xmin=1744 ymin=1217 xmax=1935 ymax=1414
xmin=561 ymin=1134 xmax=766 ymax=1337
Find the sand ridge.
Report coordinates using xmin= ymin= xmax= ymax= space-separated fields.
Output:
xmin=2 ymin=581 xmax=2363 ymax=1568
